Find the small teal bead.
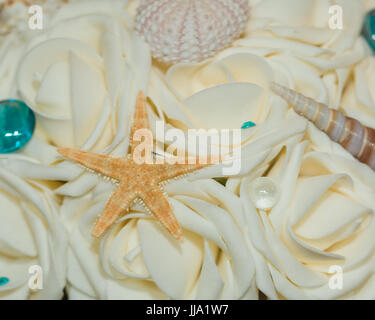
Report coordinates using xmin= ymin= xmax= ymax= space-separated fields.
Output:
xmin=241 ymin=121 xmax=256 ymax=129
xmin=0 ymin=277 xmax=9 ymax=286
xmin=0 ymin=99 xmax=35 ymax=153
xmin=362 ymin=9 xmax=375 ymax=52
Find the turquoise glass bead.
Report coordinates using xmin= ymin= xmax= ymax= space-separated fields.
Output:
xmin=241 ymin=121 xmax=256 ymax=129
xmin=0 ymin=100 xmax=35 ymax=153
xmin=0 ymin=277 xmax=9 ymax=286
xmin=362 ymin=9 xmax=375 ymax=52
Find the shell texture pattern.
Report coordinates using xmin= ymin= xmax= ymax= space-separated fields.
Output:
xmin=135 ymin=0 xmax=250 ymax=64
xmin=271 ymin=82 xmax=375 ymax=171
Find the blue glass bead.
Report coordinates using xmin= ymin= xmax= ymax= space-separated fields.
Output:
xmin=0 ymin=100 xmax=35 ymax=153
xmin=241 ymin=121 xmax=256 ymax=129
xmin=362 ymin=9 xmax=375 ymax=52
xmin=0 ymin=277 xmax=9 ymax=286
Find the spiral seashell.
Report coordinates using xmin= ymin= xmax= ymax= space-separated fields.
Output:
xmin=271 ymin=82 xmax=375 ymax=171
xmin=135 ymin=0 xmax=250 ymax=64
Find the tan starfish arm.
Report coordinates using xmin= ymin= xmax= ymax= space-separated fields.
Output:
xmin=157 ymin=152 xmax=222 ymax=181
xmin=58 ymin=148 xmax=124 ymax=180
xmin=129 ymin=91 xmax=151 ymax=154
xmin=142 ymin=187 xmax=183 ymax=240
xmin=92 ymin=186 xmax=136 ymax=237
xmin=157 ymin=163 xmax=208 ymax=181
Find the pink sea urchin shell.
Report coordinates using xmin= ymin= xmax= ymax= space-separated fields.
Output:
xmin=135 ymin=0 xmax=250 ymax=64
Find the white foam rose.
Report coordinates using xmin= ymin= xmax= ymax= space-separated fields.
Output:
xmin=49 ymin=90 xmax=307 ymax=301
xmin=153 ymin=52 xmax=273 ymax=130
xmin=227 ymin=0 xmax=367 ymax=109
xmin=55 ymin=96 xmax=307 ymax=300
xmin=0 ymin=0 xmax=150 ymax=167
xmin=59 ymin=174 xmax=257 ymax=300
xmin=0 ymin=156 xmax=67 ymax=300
xmin=240 ymin=123 xmax=375 ymax=299
xmin=144 ymin=1 xmax=366 ymax=144
xmin=341 ymin=55 xmax=375 ymax=129
xmin=147 ymin=52 xmax=307 ymax=183
xmin=52 ymin=48 xmax=309 ymax=300
xmin=247 ymin=0 xmax=364 ymax=52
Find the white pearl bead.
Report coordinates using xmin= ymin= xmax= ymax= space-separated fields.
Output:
xmin=248 ymin=177 xmax=280 ymax=210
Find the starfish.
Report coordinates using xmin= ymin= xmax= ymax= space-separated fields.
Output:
xmin=58 ymin=92 xmax=210 ymax=240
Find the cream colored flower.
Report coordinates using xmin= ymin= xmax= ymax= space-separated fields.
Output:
xmin=240 ymin=124 xmax=375 ymax=299
xmin=230 ymin=0 xmax=367 ymax=109
xmin=0 ymin=157 xmax=66 ymax=300
xmin=60 ymin=174 xmax=257 ymax=300
xmin=1 ymin=0 xmax=372 ymax=301
xmin=158 ymin=52 xmax=273 ymax=129
xmin=50 ymin=50 xmax=311 ymax=301
xmin=342 ymin=56 xmax=375 ymax=129
xmin=148 ymin=50 xmax=309 ymax=181
xmin=55 ymin=85 xmax=308 ymax=301
xmin=247 ymin=0 xmax=364 ymax=52
xmin=0 ymin=0 xmax=150 ymax=166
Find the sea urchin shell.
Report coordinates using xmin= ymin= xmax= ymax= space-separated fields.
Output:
xmin=135 ymin=0 xmax=250 ymax=64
